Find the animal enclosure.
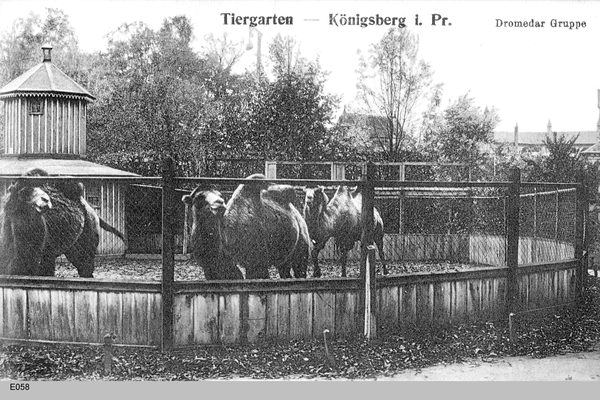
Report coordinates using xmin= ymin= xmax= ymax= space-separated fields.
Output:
xmin=0 ymin=165 xmax=589 ymax=349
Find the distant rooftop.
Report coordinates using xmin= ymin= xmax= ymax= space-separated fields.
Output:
xmin=494 ymin=130 xmax=597 ymax=146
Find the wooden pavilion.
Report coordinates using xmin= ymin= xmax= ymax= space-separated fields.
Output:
xmin=0 ymin=46 xmax=138 ymax=255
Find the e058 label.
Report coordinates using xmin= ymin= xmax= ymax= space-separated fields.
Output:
xmin=10 ymin=383 xmax=30 ymax=390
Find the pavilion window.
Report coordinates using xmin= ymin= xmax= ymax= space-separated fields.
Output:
xmin=29 ymin=98 xmax=44 ymax=115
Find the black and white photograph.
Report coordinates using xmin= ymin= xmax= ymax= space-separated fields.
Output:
xmin=1 ymin=0 xmax=600 ymax=388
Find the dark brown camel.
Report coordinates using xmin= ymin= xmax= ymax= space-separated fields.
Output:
xmin=0 ymin=169 xmax=126 ymax=277
xmin=183 ymin=174 xmax=311 ymax=280
xmin=303 ymin=185 xmax=387 ymax=277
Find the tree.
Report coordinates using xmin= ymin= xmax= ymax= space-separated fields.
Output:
xmin=0 ymin=8 xmax=82 ymax=84
xmin=268 ymin=34 xmax=307 ymax=76
xmin=424 ymin=94 xmax=499 ymax=179
xmin=522 ymin=133 xmax=594 ymax=183
xmin=247 ymin=53 xmax=341 ymax=162
xmin=356 ymin=28 xmax=440 ymax=161
xmin=87 ymin=16 xmax=213 ymax=175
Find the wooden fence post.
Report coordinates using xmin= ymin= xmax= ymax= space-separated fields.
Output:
xmin=506 ymin=167 xmax=520 ymax=321
xmin=161 ymin=156 xmax=175 ymax=350
xmin=265 ymin=161 xmax=277 ymax=179
xmin=574 ymin=171 xmax=587 ymax=303
xmin=359 ymin=162 xmax=377 ymax=340
xmin=103 ymin=333 xmax=114 ymax=374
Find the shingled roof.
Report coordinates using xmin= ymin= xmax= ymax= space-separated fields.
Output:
xmin=0 ymin=46 xmax=95 ymax=101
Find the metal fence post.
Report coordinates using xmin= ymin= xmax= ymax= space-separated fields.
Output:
xmin=359 ymin=162 xmax=376 ymax=340
xmin=506 ymin=167 xmax=520 ymax=321
xmin=574 ymin=171 xmax=587 ymax=303
xmin=161 ymin=156 xmax=175 ymax=350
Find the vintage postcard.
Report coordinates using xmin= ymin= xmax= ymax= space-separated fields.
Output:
xmin=0 ymin=0 xmax=599 ymax=392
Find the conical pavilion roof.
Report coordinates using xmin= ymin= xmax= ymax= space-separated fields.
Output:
xmin=0 ymin=47 xmax=95 ymax=101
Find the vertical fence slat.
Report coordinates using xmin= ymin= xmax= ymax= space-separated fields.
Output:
xmin=99 ymin=292 xmax=123 ymax=344
xmin=289 ymin=292 xmax=312 ymax=339
xmin=400 ymin=284 xmax=416 ymax=329
xmin=74 ymin=291 xmax=98 ymax=343
xmin=335 ymin=291 xmax=357 ymax=338
xmin=276 ymin=292 xmax=290 ymax=340
xmin=173 ymin=294 xmax=193 ymax=346
xmin=247 ymin=293 xmax=267 ymax=343
xmin=193 ymin=293 xmax=219 ymax=344
xmin=3 ymin=288 xmax=27 ymax=339
xmin=219 ymin=294 xmax=241 ymax=344
xmin=450 ymin=280 xmax=467 ymax=323
xmin=313 ymin=291 xmax=336 ymax=338
xmin=28 ymin=289 xmax=52 ymax=340
xmin=51 ymin=290 xmax=75 ymax=341
xmin=378 ymin=286 xmax=398 ymax=333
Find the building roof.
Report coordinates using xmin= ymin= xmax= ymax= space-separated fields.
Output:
xmin=0 ymin=157 xmax=139 ymax=177
xmin=0 ymin=47 xmax=95 ymax=101
xmin=493 ymin=130 xmax=597 ymax=146
xmin=582 ymin=142 xmax=600 ymax=154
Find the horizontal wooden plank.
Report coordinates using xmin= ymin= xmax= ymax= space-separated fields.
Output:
xmin=175 ymin=278 xmax=360 ymax=294
xmin=0 ymin=276 xmax=161 ymax=293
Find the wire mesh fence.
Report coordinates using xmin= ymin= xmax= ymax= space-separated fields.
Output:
xmin=0 ymin=167 xmax=583 ymax=281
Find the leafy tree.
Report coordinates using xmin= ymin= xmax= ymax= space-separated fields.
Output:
xmin=356 ymin=28 xmax=441 ymax=162
xmin=423 ymin=94 xmax=499 ymax=180
xmin=268 ymin=34 xmax=307 ymax=76
xmin=522 ymin=133 xmax=590 ymax=183
xmin=0 ymin=8 xmax=82 ymax=84
xmin=87 ymin=16 xmax=213 ymax=175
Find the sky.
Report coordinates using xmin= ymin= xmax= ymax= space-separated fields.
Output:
xmin=1 ymin=0 xmax=600 ymax=134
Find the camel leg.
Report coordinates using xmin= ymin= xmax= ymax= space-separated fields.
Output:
xmin=65 ymin=241 xmax=95 ymax=278
xmin=278 ymin=264 xmax=292 ymax=279
xmin=340 ymin=251 xmax=348 ymax=278
xmin=375 ymin=234 xmax=388 ymax=275
xmin=246 ymin=265 xmax=270 ymax=280
xmin=312 ymin=246 xmax=324 ymax=278
xmin=39 ymin=254 xmax=57 ymax=276
xmin=290 ymin=238 xmax=309 ymax=279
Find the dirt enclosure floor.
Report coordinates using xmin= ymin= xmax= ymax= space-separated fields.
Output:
xmin=54 ymin=257 xmax=490 ymax=280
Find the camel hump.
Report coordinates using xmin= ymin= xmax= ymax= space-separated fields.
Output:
xmin=24 ymin=168 xmax=49 ymax=176
xmin=237 ymin=173 xmax=270 ymax=196
xmin=264 ymin=185 xmax=296 ymax=205
xmin=246 ymin=173 xmax=266 ymax=180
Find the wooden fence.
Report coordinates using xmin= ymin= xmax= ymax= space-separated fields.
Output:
xmin=0 ymin=259 xmax=578 ymax=347
xmin=321 ymin=234 xmax=575 ymax=266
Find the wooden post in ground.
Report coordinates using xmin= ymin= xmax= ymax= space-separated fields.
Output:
xmin=359 ymin=162 xmax=377 ymax=340
xmin=506 ymin=167 xmax=520 ymax=322
xmin=574 ymin=171 xmax=587 ymax=303
xmin=103 ymin=333 xmax=114 ymax=374
xmin=161 ymin=156 xmax=175 ymax=350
